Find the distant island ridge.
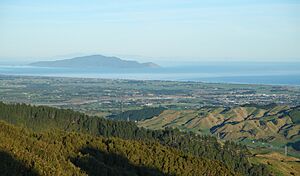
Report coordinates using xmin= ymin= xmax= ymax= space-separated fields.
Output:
xmin=29 ymin=55 xmax=160 ymax=69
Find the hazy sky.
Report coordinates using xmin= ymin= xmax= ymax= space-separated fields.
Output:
xmin=0 ymin=0 xmax=299 ymax=63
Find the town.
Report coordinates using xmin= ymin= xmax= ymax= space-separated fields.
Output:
xmin=1 ymin=75 xmax=299 ymax=116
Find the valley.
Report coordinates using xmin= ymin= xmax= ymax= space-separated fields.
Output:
xmin=1 ymin=0 xmax=299 ymax=175
xmin=0 ymin=75 xmax=299 ymax=175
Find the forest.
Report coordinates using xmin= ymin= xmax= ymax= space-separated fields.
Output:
xmin=0 ymin=120 xmax=234 ymax=176
xmin=107 ymin=106 xmax=166 ymax=121
xmin=0 ymin=102 xmax=271 ymax=175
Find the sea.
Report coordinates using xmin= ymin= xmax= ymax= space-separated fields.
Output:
xmin=1 ymin=62 xmax=300 ymax=86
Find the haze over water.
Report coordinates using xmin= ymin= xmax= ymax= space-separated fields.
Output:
xmin=1 ymin=62 xmax=300 ymax=86
xmin=1 ymin=1 xmax=299 ymax=86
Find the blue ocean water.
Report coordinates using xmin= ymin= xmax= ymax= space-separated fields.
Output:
xmin=0 ymin=62 xmax=300 ymax=86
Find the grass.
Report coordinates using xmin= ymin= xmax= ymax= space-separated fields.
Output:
xmin=249 ymin=151 xmax=300 ymax=176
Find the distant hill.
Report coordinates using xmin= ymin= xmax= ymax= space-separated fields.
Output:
xmin=29 ymin=55 xmax=160 ymax=69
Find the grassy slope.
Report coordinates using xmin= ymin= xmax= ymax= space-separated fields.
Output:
xmin=249 ymin=152 xmax=300 ymax=176
xmin=138 ymin=105 xmax=300 ymax=144
xmin=138 ymin=105 xmax=300 ymax=175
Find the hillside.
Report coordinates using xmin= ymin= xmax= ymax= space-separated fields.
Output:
xmin=138 ymin=105 xmax=300 ymax=152
xmin=0 ymin=120 xmax=235 ymax=176
xmin=107 ymin=107 xmax=166 ymax=121
xmin=29 ymin=55 xmax=159 ymax=69
xmin=250 ymin=152 xmax=300 ymax=176
xmin=0 ymin=102 xmax=271 ymax=176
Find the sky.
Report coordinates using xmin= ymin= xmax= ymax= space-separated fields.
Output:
xmin=0 ymin=0 xmax=299 ymax=64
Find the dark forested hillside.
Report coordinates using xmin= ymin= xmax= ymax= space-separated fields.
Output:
xmin=0 ymin=102 xmax=271 ymax=176
xmin=108 ymin=107 xmax=166 ymax=121
xmin=0 ymin=121 xmax=234 ymax=176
